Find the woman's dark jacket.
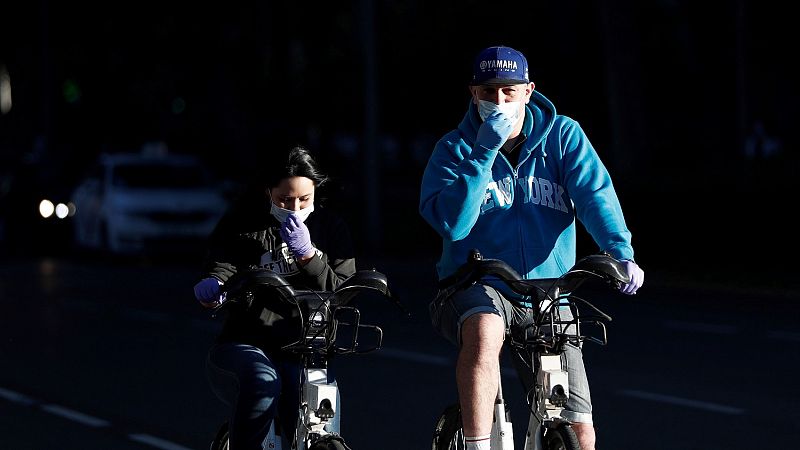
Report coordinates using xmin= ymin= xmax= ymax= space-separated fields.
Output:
xmin=198 ymin=192 xmax=356 ymax=355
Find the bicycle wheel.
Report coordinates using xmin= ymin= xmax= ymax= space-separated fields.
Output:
xmin=210 ymin=422 xmax=229 ymax=450
xmin=431 ymin=404 xmax=466 ymax=450
xmin=543 ymin=423 xmax=580 ymax=450
xmin=309 ymin=434 xmax=350 ymax=450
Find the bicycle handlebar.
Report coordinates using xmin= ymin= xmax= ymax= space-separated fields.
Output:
xmin=216 ymin=267 xmax=406 ymax=315
xmin=440 ymin=249 xmax=630 ymax=352
xmin=213 ymin=267 xmax=404 ymax=356
xmin=440 ymin=249 xmax=630 ymax=302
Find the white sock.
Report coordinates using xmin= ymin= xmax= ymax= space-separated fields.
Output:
xmin=465 ymin=434 xmax=491 ymax=450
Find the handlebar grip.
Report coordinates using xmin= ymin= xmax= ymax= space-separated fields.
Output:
xmin=332 ymin=269 xmax=392 ymax=305
xmin=222 ymin=268 xmax=297 ymax=303
xmin=569 ymin=254 xmax=630 ymax=285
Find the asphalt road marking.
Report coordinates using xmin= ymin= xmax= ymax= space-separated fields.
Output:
xmin=40 ymin=404 xmax=110 ymax=427
xmin=0 ymin=386 xmax=36 ymax=406
xmin=664 ymin=320 xmax=799 ymax=343
xmin=619 ymin=389 xmax=745 ymax=415
xmin=0 ymin=385 xmax=194 ymax=449
xmin=378 ymin=347 xmax=452 ymax=366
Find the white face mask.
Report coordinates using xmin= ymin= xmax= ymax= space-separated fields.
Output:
xmin=478 ymin=100 xmax=522 ymax=123
xmin=270 ymin=202 xmax=315 ymax=224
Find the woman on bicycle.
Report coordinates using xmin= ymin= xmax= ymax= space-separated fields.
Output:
xmin=193 ymin=144 xmax=356 ymax=450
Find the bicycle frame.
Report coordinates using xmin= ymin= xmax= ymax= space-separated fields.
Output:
xmin=291 ymin=301 xmax=365 ymax=450
xmin=491 ymin=375 xmax=515 ymax=449
xmin=258 ymin=367 xmax=342 ymax=450
xmin=522 ymin=342 xmax=576 ymax=450
xmin=293 ymin=367 xmax=340 ymax=449
xmin=491 ymin=316 xmax=580 ymax=450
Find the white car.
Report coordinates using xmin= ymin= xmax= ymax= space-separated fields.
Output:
xmin=71 ymin=152 xmax=228 ymax=255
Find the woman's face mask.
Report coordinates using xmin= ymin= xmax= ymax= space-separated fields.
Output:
xmin=270 ymin=202 xmax=314 ymax=223
xmin=478 ymin=100 xmax=522 ymax=123
xmin=268 ymin=176 xmax=316 ymax=223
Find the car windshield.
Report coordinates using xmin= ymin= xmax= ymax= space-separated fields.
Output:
xmin=112 ymin=163 xmax=210 ymax=189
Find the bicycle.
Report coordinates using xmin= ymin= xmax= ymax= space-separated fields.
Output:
xmin=431 ymin=249 xmax=630 ymax=450
xmin=208 ymin=267 xmax=406 ymax=450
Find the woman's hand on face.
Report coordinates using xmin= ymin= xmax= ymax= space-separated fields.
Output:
xmin=279 ymin=214 xmax=315 ymax=262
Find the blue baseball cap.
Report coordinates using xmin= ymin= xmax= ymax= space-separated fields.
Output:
xmin=471 ymin=46 xmax=529 ymax=86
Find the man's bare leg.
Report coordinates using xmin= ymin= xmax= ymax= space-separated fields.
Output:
xmin=456 ymin=313 xmax=505 ymax=438
xmin=573 ymin=422 xmax=596 ymax=450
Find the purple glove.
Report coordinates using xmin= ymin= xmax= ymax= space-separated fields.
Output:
xmin=620 ymin=260 xmax=644 ymax=295
xmin=279 ymin=214 xmax=315 ymax=259
xmin=194 ymin=277 xmax=223 ymax=307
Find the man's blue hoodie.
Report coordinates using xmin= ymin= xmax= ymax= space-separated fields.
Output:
xmin=419 ymin=91 xmax=634 ymax=285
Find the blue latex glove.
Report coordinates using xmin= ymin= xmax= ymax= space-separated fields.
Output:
xmin=194 ymin=277 xmax=223 ymax=307
xmin=279 ymin=213 xmax=315 ymax=259
xmin=475 ymin=109 xmax=517 ymax=151
xmin=620 ymin=260 xmax=644 ymax=295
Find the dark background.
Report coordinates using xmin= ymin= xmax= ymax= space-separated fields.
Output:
xmin=1 ymin=3 xmax=799 ymax=449
xmin=1 ymin=0 xmax=797 ymax=286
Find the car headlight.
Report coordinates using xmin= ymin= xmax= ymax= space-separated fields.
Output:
xmin=39 ymin=199 xmax=75 ymax=219
xmin=39 ymin=199 xmax=54 ymax=218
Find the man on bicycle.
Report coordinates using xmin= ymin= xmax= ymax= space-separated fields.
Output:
xmin=419 ymin=45 xmax=644 ymax=450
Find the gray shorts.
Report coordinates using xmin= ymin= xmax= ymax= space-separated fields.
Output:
xmin=429 ymin=283 xmax=593 ymax=424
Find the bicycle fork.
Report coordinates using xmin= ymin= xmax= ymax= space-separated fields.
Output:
xmin=296 ymin=367 xmax=340 ymax=450
xmin=491 ymin=374 xmax=515 ymax=449
xmin=523 ymin=352 xmax=569 ymax=450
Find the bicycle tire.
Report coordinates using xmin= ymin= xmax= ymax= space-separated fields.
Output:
xmin=431 ymin=404 xmax=466 ymax=450
xmin=309 ymin=441 xmax=347 ymax=450
xmin=309 ymin=434 xmax=351 ymax=450
xmin=210 ymin=422 xmax=229 ymax=450
xmin=543 ymin=423 xmax=580 ymax=450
